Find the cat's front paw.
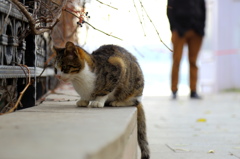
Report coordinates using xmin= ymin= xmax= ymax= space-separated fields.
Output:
xmin=89 ymin=101 xmax=104 ymax=108
xmin=76 ymin=100 xmax=89 ymax=107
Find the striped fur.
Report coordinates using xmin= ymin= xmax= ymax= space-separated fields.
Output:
xmin=54 ymin=41 xmax=150 ymax=159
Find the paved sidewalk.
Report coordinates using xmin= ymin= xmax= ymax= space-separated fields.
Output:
xmin=40 ymin=86 xmax=240 ymax=159
xmin=143 ymin=93 xmax=240 ymax=159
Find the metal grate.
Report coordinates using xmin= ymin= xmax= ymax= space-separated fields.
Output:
xmin=0 ymin=0 xmax=58 ymax=113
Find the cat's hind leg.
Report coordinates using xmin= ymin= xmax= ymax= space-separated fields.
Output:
xmin=110 ymin=100 xmax=136 ymax=107
xmin=110 ymin=96 xmax=141 ymax=107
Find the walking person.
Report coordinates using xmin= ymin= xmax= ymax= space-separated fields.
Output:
xmin=167 ymin=0 xmax=206 ymax=99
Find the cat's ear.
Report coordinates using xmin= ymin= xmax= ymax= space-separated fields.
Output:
xmin=65 ymin=41 xmax=77 ymax=60
xmin=65 ymin=41 xmax=76 ymax=54
xmin=53 ymin=46 xmax=64 ymax=55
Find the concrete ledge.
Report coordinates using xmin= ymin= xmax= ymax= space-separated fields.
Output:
xmin=0 ymin=93 xmax=138 ymax=159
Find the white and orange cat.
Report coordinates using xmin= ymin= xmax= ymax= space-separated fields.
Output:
xmin=54 ymin=41 xmax=150 ymax=159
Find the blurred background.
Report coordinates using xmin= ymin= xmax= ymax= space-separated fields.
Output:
xmin=1 ymin=0 xmax=239 ymax=113
xmin=66 ymin=0 xmax=240 ymax=96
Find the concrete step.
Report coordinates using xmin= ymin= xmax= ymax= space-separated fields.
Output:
xmin=0 ymin=90 xmax=138 ymax=159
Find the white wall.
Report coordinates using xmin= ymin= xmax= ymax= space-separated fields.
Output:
xmin=199 ymin=0 xmax=240 ymax=93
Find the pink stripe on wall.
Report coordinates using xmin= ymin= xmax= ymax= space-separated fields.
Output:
xmin=215 ymin=49 xmax=240 ymax=56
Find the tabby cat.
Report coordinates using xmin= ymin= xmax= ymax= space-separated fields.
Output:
xmin=54 ymin=41 xmax=150 ymax=159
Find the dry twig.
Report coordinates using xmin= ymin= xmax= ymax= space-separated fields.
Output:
xmin=165 ymin=144 xmax=190 ymax=152
xmin=96 ymin=0 xmax=118 ymax=10
xmin=132 ymin=0 xmax=146 ymax=37
xmin=63 ymin=8 xmax=122 ymax=41
xmin=0 ymin=84 xmax=17 ymax=114
xmin=230 ymin=152 xmax=240 ymax=159
xmin=0 ymin=64 xmax=31 ymax=115
xmin=83 ymin=21 xmax=122 ymax=40
xmin=38 ymin=51 xmax=56 ymax=78
xmin=10 ymin=0 xmax=67 ymax=39
xmin=138 ymin=0 xmax=173 ymax=52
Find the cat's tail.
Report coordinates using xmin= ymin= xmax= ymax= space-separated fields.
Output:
xmin=136 ymin=102 xmax=150 ymax=159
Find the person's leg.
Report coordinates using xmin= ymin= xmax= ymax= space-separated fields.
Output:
xmin=187 ymin=30 xmax=203 ymax=95
xmin=171 ymin=31 xmax=186 ymax=94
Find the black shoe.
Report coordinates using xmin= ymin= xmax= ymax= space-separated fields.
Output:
xmin=190 ymin=91 xmax=202 ymax=99
xmin=172 ymin=91 xmax=177 ymax=99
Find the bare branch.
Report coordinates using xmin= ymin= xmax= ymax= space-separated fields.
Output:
xmin=96 ymin=0 xmax=118 ymax=10
xmin=11 ymin=0 xmax=44 ymax=34
xmin=138 ymin=0 xmax=173 ymax=52
xmin=36 ymin=19 xmax=59 ymax=30
xmin=132 ymin=0 xmax=146 ymax=37
xmin=83 ymin=21 xmax=122 ymax=41
xmin=0 ymin=64 xmax=31 ymax=115
xmin=38 ymin=52 xmax=56 ymax=78
xmin=63 ymin=8 xmax=122 ymax=41
xmin=10 ymin=0 xmax=67 ymax=37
